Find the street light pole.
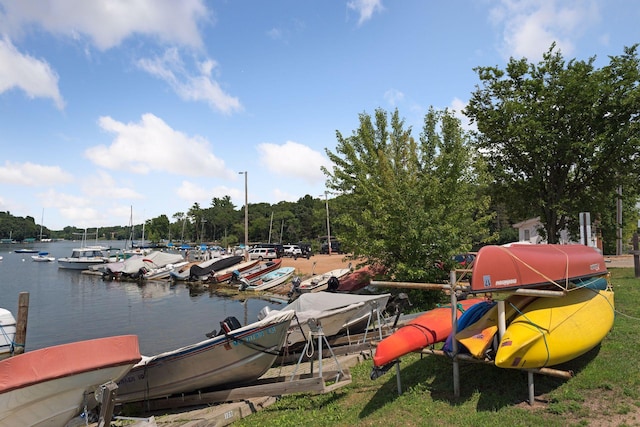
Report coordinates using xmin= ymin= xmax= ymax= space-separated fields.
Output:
xmin=324 ymin=192 xmax=331 ymax=255
xmin=239 ymin=171 xmax=248 ymax=250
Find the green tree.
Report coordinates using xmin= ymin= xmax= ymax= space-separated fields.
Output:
xmin=208 ymin=196 xmax=237 ymax=242
xmin=145 ymin=215 xmax=170 ymax=242
xmin=465 ymin=44 xmax=640 ymax=244
xmin=323 ymin=108 xmax=492 ymax=293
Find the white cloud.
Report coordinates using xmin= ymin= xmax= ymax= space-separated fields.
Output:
xmin=347 ymin=0 xmax=384 ymax=26
xmin=449 ymin=97 xmax=476 ymax=132
xmin=81 ymin=170 xmax=144 ymax=200
xmin=176 ymin=181 xmax=242 ymax=204
xmin=0 ymin=161 xmax=73 ymax=185
xmin=257 ymin=141 xmax=329 ymax=184
xmin=137 ymin=48 xmax=242 ymax=114
xmin=384 ymin=89 xmax=404 ymax=107
xmin=85 ymin=113 xmax=234 ymax=178
xmin=0 ymin=0 xmax=209 ymax=50
xmin=38 ymin=188 xmax=102 ymax=227
xmin=490 ymin=0 xmax=599 ymax=61
xmin=0 ymin=37 xmax=65 ymax=109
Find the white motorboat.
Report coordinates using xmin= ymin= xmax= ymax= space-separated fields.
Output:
xmin=115 ymin=309 xmax=295 ymax=403
xmin=0 ymin=309 xmax=16 ymax=360
xmin=297 ymin=268 xmax=352 ymax=293
xmin=0 ymin=335 xmax=141 ymax=426
xmin=57 ymin=246 xmax=110 ymax=270
xmin=259 ymin=292 xmax=391 ymax=347
xmin=143 ymin=260 xmax=189 ymax=280
xmin=243 ymin=266 xmax=296 ymax=291
xmin=31 ymin=251 xmax=55 ymax=262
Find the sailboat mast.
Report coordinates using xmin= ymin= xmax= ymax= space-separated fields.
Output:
xmin=39 ymin=208 xmax=44 ymax=241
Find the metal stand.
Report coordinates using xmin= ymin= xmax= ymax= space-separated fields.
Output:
xmin=291 ymin=319 xmax=344 ymax=383
xmin=389 ymin=270 xmax=556 ymax=405
xmin=96 ymin=381 xmax=118 ymax=427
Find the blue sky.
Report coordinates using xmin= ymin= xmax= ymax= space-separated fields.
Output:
xmin=1 ymin=0 xmax=638 ymax=231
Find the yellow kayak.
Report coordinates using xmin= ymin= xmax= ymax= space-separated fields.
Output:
xmin=495 ymin=288 xmax=614 ymax=369
xmin=456 ymin=294 xmax=536 ymax=358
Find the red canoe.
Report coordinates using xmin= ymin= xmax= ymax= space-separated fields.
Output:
xmin=470 ymin=244 xmax=606 ymax=292
xmin=373 ymin=298 xmax=486 ymax=367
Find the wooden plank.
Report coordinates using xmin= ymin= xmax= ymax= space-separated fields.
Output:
xmin=370 ymin=280 xmax=453 ymax=290
xmin=121 ymin=370 xmax=352 ymax=412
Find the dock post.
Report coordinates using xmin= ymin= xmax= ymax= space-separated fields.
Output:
xmin=14 ymin=292 xmax=29 ymax=355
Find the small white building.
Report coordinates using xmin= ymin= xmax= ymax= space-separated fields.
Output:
xmin=512 ymin=216 xmax=572 ymax=244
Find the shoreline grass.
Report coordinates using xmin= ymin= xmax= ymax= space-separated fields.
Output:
xmin=237 ymin=268 xmax=640 ymax=427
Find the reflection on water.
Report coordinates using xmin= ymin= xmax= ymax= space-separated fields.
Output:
xmin=0 ymin=241 xmax=285 ymax=354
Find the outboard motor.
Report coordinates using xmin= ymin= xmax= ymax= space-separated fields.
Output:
xmin=205 ymin=315 xmax=242 ymax=338
xmin=219 ymin=316 xmax=242 ymax=334
xmin=388 ymin=292 xmax=412 ymax=329
xmin=327 ymin=276 xmax=339 ymax=292
xmin=287 ymin=276 xmax=302 ymax=298
xmin=229 ymin=270 xmax=241 ymax=283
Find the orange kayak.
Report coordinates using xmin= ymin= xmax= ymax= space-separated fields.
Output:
xmin=373 ymin=298 xmax=486 ymax=368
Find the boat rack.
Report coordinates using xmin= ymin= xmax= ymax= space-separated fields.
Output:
xmin=120 ymin=368 xmax=352 ymax=412
xmin=371 ymin=270 xmax=575 ymax=406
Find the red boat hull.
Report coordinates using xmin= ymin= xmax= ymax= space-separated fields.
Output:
xmin=373 ymin=298 xmax=485 ymax=367
xmin=470 ymin=244 xmax=606 ymax=292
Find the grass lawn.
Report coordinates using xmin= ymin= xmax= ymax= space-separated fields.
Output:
xmin=237 ymin=268 xmax=640 ymax=427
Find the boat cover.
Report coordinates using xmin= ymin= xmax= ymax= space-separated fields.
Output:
xmin=190 ymin=255 xmax=243 ymax=278
xmin=120 ymin=251 xmax=185 ymax=275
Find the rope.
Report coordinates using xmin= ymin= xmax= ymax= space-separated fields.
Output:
xmin=496 ymin=245 xmax=571 ymax=290
xmin=223 ymin=329 xmax=283 ymax=356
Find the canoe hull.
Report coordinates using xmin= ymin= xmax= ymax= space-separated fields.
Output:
xmin=495 ymin=288 xmax=614 ymax=369
xmin=373 ymin=298 xmax=486 ymax=367
xmin=471 ymin=244 xmax=607 ymax=292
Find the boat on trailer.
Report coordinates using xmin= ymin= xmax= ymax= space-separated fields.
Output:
xmin=115 ymin=310 xmax=295 ymax=404
xmin=0 ymin=335 xmax=141 ymax=426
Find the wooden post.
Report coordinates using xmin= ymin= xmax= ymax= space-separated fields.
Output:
xmin=633 ymin=233 xmax=640 ymax=278
xmin=14 ymin=292 xmax=29 ymax=355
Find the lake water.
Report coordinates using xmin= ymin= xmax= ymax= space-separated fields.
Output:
xmin=0 ymin=241 xmax=285 ymax=355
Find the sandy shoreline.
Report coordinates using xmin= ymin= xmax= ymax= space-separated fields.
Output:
xmin=277 ymin=253 xmax=355 ymax=277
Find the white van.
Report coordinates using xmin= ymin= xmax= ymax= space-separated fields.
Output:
xmin=247 ymin=247 xmax=278 ymax=260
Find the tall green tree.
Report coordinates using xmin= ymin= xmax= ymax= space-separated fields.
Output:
xmin=465 ymin=44 xmax=640 ymax=244
xmin=323 ymin=108 xmax=492 ymax=287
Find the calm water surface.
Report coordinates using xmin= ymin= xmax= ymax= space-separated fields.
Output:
xmin=0 ymin=241 xmax=285 ymax=355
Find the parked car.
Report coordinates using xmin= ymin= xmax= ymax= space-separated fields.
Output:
xmin=247 ymin=247 xmax=278 ymax=261
xmin=283 ymin=244 xmax=312 ymax=259
xmin=283 ymin=245 xmax=303 ymax=258
xmin=253 ymin=243 xmax=284 ymax=258
xmin=435 ymin=253 xmax=477 ymax=270
xmin=296 ymin=242 xmax=313 ymax=258
xmin=320 ymin=241 xmax=341 ymax=254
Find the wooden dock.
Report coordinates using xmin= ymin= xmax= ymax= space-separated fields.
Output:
xmin=101 ymin=353 xmax=363 ymax=427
